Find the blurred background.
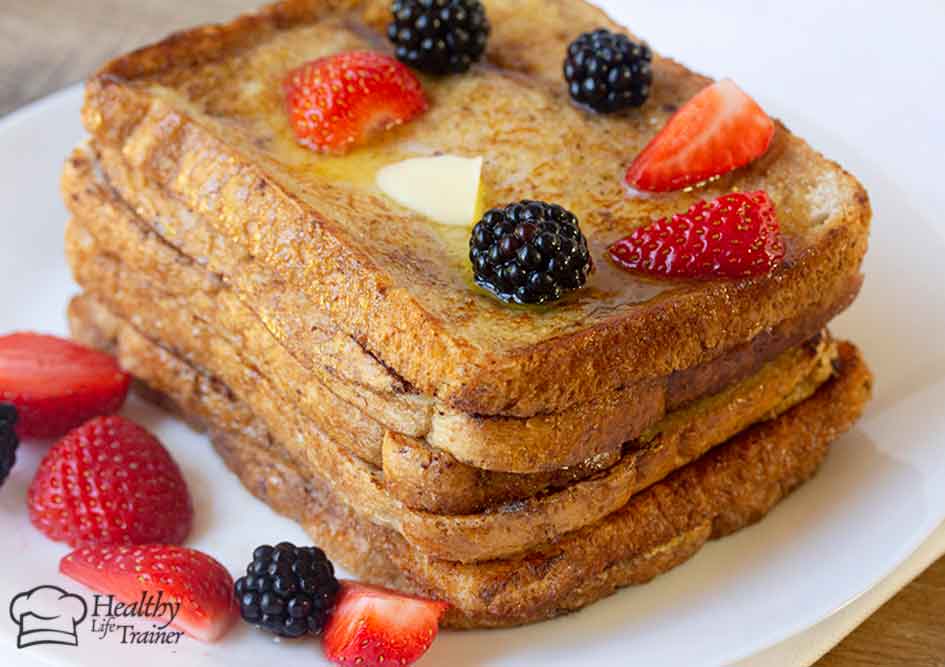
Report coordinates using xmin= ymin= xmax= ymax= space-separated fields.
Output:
xmin=1 ymin=0 xmax=258 ymax=116
xmin=1 ymin=2 xmax=943 ymax=666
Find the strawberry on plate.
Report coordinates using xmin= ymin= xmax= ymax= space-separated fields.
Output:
xmin=61 ymin=543 xmax=238 ymax=643
xmin=323 ymin=581 xmax=448 ymax=667
xmin=284 ymin=51 xmax=428 ymax=155
xmin=28 ymin=415 xmax=193 ymax=547
xmin=0 ymin=332 xmax=131 ymax=438
xmin=608 ymin=190 xmax=785 ymax=279
xmin=626 ymin=78 xmax=775 ymax=192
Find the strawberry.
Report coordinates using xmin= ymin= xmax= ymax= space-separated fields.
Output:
xmin=323 ymin=581 xmax=448 ymax=667
xmin=0 ymin=332 xmax=131 ymax=438
xmin=608 ymin=190 xmax=785 ymax=279
xmin=28 ymin=416 xmax=192 ymax=547
xmin=61 ymin=543 xmax=238 ymax=643
xmin=284 ymin=51 xmax=428 ymax=155
xmin=626 ymin=78 xmax=775 ymax=192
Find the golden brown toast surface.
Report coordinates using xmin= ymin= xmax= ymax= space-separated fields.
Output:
xmin=82 ymin=0 xmax=871 ymax=416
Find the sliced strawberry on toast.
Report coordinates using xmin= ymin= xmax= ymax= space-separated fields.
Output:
xmin=0 ymin=332 xmax=131 ymax=438
xmin=29 ymin=416 xmax=193 ymax=547
xmin=284 ymin=51 xmax=428 ymax=155
xmin=608 ymin=190 xmax=785 ymax=279
xmin=61 ymin=543 xmax=237 ymax=642
xmin=626 ymin=78 xmax=775 ymax=192
xmin=323 ymin=581 xmax=448 ymax=666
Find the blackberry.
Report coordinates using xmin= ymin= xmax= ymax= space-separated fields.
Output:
xmin=564 ymin=28 xmax=652 ymax=113
xmin=470 ymin=200 xmax=593 ymax=305
xmin=0 ymin=404 xmax=17 ymax=488
xmin=388 ymin=0 xmax=490 ymax=75
xmin=234 ymin=542 xmax=340 ymax=638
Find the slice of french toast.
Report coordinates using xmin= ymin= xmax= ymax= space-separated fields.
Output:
xmin=81 ymin=0 xmax=871 ymax=423
xmin=63 ymin=146 xmax=859 ymax=474
xmin=68 ymin=288 xmax=842 ymax=563
xmin=66 ymin=292 xmax=873 ymax=627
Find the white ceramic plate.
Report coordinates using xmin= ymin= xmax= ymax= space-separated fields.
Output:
xmin=2 ymin=2 xmax=945 ymax=665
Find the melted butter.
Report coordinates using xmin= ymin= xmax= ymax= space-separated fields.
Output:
xmin=261 ymin=121 xmax=421 ymax=190
xmin=291 ymin=131 xmax=492 ymax=229
xmin=308 ymin=148 xmax=398 ymax=189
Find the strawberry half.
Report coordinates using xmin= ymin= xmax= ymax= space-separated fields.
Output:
xmin=608 ymin=190 xmax=785 ymax=279
xmin=323 ymin=581 xmax=448 ymax=667
xmin=284 ymin=51 xmax=428 ymax=155
xmin=0 ymin=333 xmax=131 ymax=439
xmin=29 ymin=416 xmax=193 ymax=547
xmin=61 ymin=543 xmax=238 ymax=643
xmin=626 ymin=79 xmax=775 ymax=192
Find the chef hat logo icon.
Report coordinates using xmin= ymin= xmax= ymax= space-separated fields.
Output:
xmin=9 ymin=586 xmax=88 ymax=649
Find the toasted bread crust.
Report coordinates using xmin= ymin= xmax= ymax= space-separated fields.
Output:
xmin=416 ymin=342 xmax=871 ymax=626
xmin=384 ymin=333 xmax=837 ymax=514
xmin=214 ymin=337 xmax=871 ymax=627
xmin=68 ymin=295 xmax=872 ymax=626
xmin=80 ymin=0 xmax=872 ymax=418
xmin=69 ymin=294 xmax=844 ymax=560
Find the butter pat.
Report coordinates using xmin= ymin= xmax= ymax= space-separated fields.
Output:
xmin=376 ymin=155 xmax=483 ymax=227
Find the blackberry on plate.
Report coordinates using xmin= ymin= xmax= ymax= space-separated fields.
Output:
xmin=564 ymin=28 xmax=652 ymax=113
xmin=470 ymin=200 xmax=593 ymax=305
xmin=388 ymin=0 xmax=490 ymax=75
xmin=234 ymin=542 xmax=340 ymax=638
xmin=0 ymin=404 xmax=18 ymax=488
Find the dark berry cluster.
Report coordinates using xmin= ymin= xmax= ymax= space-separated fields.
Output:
xmin=564 ymin=29 xmax=652 ymax=113
xmin=388 ymin=0 xmax=490 ymax=75
xmin=235 ymin=542 xmax=340 ymax=638
xmin=470 ymin=200 xmax=593 ymax=305
xmin=0 ymin=404 xmax=17 ymax=488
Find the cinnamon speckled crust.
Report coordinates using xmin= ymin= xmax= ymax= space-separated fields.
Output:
xmin=68 ymin=294 xmax=857 ymax=568
xmin=68 ymin=292 xmax=873 ymax=627
xmin=79 ymin=0 xmax=871 ymax=419
xmin=63 ymin=146 xmax=860 ymax=474
xmin=382 ymin=335 xmax=835 ymax=514
xmin=64 ymin=146 xmax=431 ymax=438
xmin=226 ymin=340 xmax=871 ymax=628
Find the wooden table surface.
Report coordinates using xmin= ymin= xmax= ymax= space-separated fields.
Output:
xmin=2 ymin=2 xmax=943 ymax=665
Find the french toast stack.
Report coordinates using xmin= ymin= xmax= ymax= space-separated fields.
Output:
xmin=62 ymin=0 xmax=873 ymax=628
